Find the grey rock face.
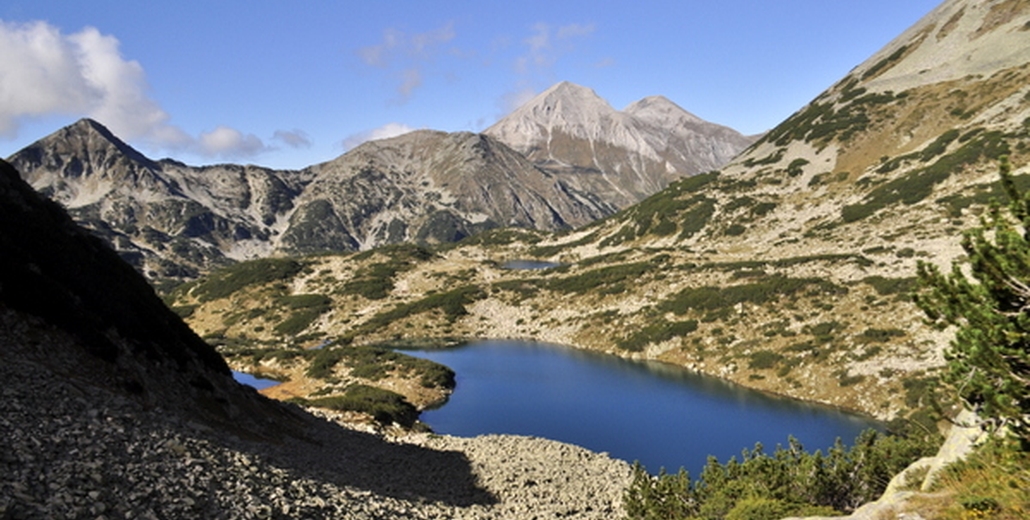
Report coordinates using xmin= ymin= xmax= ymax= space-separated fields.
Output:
xmin=289 ymin=130 xmax=612 ymax=254
xmin=485 ymin=81 xmax=756 ymax=208
xmin=8 ymin=119 xmax=312 ymax=279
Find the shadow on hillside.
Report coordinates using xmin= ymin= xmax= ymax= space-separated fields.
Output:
xmin=0 ymin=157 xmax=496 ymax=509
xmin=235 ymin=404 xmax=499 ymax=507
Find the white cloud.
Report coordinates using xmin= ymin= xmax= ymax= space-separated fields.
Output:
xmin=499 ymin=86 xmax=539 ymax=115
xmin=273 ymin=129 xmax=312 ymax=148
xmin=556 ymin=23 xmax=595 ymax=40
xmin=397 ymin=68 xmax=423 ymax=102
xmin=517 ymin=21 xmax=596 ymax=74
xmin=357 ymin=22 xmax=456 ymax=103
xmin=341 ymin=123 xmax=417 ymax=151
xmin=497 ymin=21 xmax=596 ymax=120
xmin=0 ymin=20 xmax=268 ymax=159
xmin=198 ymin=126 xmax=265 ymax=158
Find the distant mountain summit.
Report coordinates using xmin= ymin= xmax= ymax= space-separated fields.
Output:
xmin=486 ymin=81 xmax=755 ymax=208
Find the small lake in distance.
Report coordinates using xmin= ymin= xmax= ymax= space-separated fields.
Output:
xmin=501 ymin=259 xmax=562 ymax=270
xmin=401 ymin=340 xmax=882 ymax=475
xmin=232 ymin=371 xmax=280 ymax=390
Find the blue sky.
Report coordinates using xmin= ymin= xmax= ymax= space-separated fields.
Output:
xmin=0 ymin=1 xmax=942 ymax=170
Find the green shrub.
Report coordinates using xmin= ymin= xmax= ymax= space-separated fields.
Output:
xmin=271 ymin=293 xmax=333 ymax=336
xmin=920 ymin=129 xmax=960 ymax=161
xmin=307 ymin=384 xmax=418 ymax=426
xmin=546 ymin=261 xmax=661 ymax=295
xmin=725 ymin=497 xmax=796 ymax=520
xmin=171 ymin=304 xmax=197 ymax=318
xmin=660 ymin=276 xmax=845 ymax=316
xmin=724 ymin=223 xmax=747 ymax=236
xmin=753 ymin=201 xmax=778 ymax=216
xmin=617 ymin=320 xmax=699 ymax=352
xmin=343 ymin=345 xmax=455 ymax=389
xmin=273 ymin=308 xmax=325 ymax=336
xmin=862 ymin=275 xmax=917 ymax=296
xmin=862 ymin=45 xmax=908 ymax=80
xmin=860 ymin=328 xmax=905 ymax=343
xmin=743 ymin=148 xmax=785 ymax=167
xmin=306 ymin=347 xmax=347 ymax=379
xmin=842 ymin=131 xmax=1009 ymax=222
xmin=838 ymin=373 xmax=866 ymax=387
xmin=748 ymin=350 xmax=784 ymax=370
xmin=786 ymin=158 xmax=810 ymax=177
xmin=359 ymin=285 xmax=486 ymax=332
xmin=191 ymin=258 xmax=304 ymax=301
xmin=677 ymin=198 xmax=717 ymax=240
xmin=624 ymin=429 xmax=940 ymax=519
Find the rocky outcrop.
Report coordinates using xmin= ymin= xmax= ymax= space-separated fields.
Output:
xmin=7 ymin=119 xmax=312 ymax=279
xmin=485 ymin=82 xmax=755 ymax=208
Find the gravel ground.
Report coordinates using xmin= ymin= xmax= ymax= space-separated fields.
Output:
xmin=0 ymin=319 xmax=632 ymax=519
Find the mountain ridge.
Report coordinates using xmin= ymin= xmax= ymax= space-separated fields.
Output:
xmin=7 ymin=119 xmax=618 ymax=279
xmin=7 ymin=80 xmax=751 ymax=281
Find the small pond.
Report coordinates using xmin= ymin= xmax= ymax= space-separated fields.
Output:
xmin=501 ymin=259 xmax=562 ymax=270
xmin=231 ymin=371 xmax=281 ymax=391
xmin=401 ymin=340 xmax=881 ymax=475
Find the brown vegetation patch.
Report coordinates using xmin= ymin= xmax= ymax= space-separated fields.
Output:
xmin=973 ymin=0 xmax=1030 ymax=39
xmin=833 ymin=65 xmax=1030 ymax=182
xmin=938 ymin=7 xmax=966 ymax=41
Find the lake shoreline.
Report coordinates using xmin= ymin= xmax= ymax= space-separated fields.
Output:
xmin=397 ymin=338 xmax=883 ymax=475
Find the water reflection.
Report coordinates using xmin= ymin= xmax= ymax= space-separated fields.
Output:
xmin=401 ymin=340 xmax=881 ymax=475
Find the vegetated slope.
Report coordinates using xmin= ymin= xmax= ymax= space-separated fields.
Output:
xmin=0 ymin=159 xmax=633 ymax=519
xmin=485 ymin=81 xmax=756 ymax=209
xmin=6 ymin=124 xmax=609 ymax=282
xmin=174 ymin=0 xmax=1030 ymax=426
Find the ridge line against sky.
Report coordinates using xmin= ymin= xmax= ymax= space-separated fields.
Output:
xmin=0 ymin=0 xmax=942 ymax=170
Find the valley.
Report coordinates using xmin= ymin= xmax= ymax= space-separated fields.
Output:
xmin=4 ymin=0 xmax=1030 ymax=517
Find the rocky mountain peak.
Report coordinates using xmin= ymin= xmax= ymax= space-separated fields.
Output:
xmin=533 ymin=81 xmax=614 ymax=113
xmin=26 ymin=118 xmax=156 ymax=170
xmin=485 ymin=81 xmax=755 ymax=208
xmin=486 ymin=82 xmax=620 ymax=150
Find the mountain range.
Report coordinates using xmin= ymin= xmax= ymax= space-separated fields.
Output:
xmin=6 ymin=87 xmax=752 ymax=281
xmin=168 ymin=0 xmax=1030 ymax=426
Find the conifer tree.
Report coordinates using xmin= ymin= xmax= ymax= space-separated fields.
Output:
xmin=916 ymin=157 xmax=1030 ymax=446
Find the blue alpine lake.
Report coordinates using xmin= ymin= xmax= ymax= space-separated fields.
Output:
xmin=231 ymin=371 xmax=281 ymax=390
xmin=401 ymin=340 xmax=882 ymax=475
